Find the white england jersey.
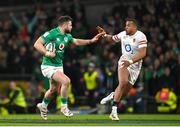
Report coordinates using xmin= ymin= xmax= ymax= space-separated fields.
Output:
xmin=112 ymin=30 xmax=147 ymax=85
xmin=112 ymin=30 xmax=147 ymax=57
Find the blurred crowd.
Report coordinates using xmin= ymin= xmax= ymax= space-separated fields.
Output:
xmin=0 ymin=0 xmax=179 ymax=114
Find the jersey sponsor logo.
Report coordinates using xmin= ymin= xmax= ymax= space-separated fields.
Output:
xmin=59 ymin=43 xmax=64 ymax=50
xmin=125 ymin=44 xmax=133 ymax=54
xmin=125 ymin=44 xmax=131 ymax=52
xmin=64 ymin=37 xmax=68 ymax=42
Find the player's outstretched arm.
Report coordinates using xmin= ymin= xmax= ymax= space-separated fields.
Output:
xmin=96 ymin=26 xmax=114 ymax=43
xmin=34 ymin=37 xmax=56 ymax=58
xmin=73 ymin=32 xmax=105 ymax=46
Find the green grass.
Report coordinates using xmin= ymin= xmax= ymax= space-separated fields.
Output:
xmin=0 ymin=114 xmax=180 ymax=126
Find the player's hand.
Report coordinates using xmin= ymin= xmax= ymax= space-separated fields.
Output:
xmin=96 ymin=26 xmax=106 ymax=33
xmin=90 ymin=32 xmax=106 ymax=43
xmin=45 ymin=48 xmax=56 ymax=58
xmin=119 ymin=56 xmax=133 ymax=68
xmin=96 ymin=26 xmax=107 ymax=38
xmin=120 ymin=59 xmax=131 ymax=67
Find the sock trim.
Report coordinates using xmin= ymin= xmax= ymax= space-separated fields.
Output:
xmin=42 ymin=98 xmax=50 ymax=106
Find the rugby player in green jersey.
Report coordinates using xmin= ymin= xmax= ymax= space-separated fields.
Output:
xmin=34 ymin=16 xmax=104 ymax=120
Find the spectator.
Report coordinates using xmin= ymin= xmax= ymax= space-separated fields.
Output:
xmin=155 ymin=87 xmax=177 ymax=113
xmin=7 ymin=81 xmax=27 ymax=114
xmin=9 ymin=11 xmax=39 ymax=41
xmin=83 ymin=62 xmax=100 ymax=107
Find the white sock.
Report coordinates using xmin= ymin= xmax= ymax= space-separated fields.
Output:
xmin=112 ymin=106 xmax=117 ymax=114
xmin=61 ymin=104 xmax=67 ymax=108
xmin=42 ymin=101 xmax=48 ymax=107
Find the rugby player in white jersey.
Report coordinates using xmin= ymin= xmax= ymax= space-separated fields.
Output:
xmin=97 ymin=18 xmax=147 ymax=120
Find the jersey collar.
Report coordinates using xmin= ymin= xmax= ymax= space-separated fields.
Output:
xmin=57 ymin=27 xmax=64 ymax=35
xmin=128 ymin=30 xmax=138 ymax=37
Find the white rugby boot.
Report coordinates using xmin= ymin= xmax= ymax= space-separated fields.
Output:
xmin=100 ymin=92 xmax=114 ymax=104
xmin=61 ymin=106 xmax=73 ymax=117
xmin=37 ymin=103 xmax=48 ymax=120
xmin=109 ymin=106 xmax=119 ymax=120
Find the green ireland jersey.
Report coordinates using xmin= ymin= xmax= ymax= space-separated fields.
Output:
xmin=41 ymin=27 xmax=75 ymax=66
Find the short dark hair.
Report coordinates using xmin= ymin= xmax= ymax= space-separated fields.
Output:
xmin=58 ymin=15 xmax=72 ymax=26
xmin=125 ymin=18 xmax=138 ymax=26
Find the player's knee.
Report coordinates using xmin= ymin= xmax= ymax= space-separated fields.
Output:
xmin=55 ymin=72 xmax=70 ymax=85
xmin=65 ymin=77 xmax=71 ymax=85
xmin=61 ymin=77 xmax=70 ymax=86
xmin=49 ymin=86 xmax=56 ymax=94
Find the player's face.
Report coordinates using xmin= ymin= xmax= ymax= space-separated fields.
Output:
xmin=125 ymin=21 xmax=136 ymax=35
xmin=64 ymin=21 xmax=73 ymax=33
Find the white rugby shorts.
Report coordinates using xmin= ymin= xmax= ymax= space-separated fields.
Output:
xmin=41 ymin=65 xmax=64 ymax=79
xmin=118 ymin=55 xmax=142 ymax=85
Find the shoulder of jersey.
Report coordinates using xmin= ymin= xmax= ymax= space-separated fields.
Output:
xmin=137 ymin=30 xmax=145 ymax=36
xmin=49 ymin=28 xmax=58 ymax=33
xmin=65 ymin=33 xmax=72 ymax=37
xmin=121 ymin=31 xmax=126 ymax=35
xmin=48 ymin=28 xmax=60 ymax=37
xmin=118 ymin=31 xmax=126 ymax=37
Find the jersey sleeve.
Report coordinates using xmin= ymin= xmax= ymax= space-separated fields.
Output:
xmin=138 ymin=32 xmax=147 ymax=48
xmin=112 ymin=32 xmax=123 ymax=42
xmin=41 ymin=31 xmax=53 ymax=44
xmin=67 ymin=34 xmax=75 ymax=43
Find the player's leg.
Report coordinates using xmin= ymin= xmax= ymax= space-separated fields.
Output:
xmin=100 ymin=83 xmax=131 ymax=104
xmin=110 ymin=60 xmax=141 ymax=120
xmin=114 ymin=67 xmax=130 ymax=101
xmin=109 ymin=66 xmax=130 ymax=120
xmin=43 ymin=79 xmax=57 ymax=106
xmin=37 ymin=79 xmax=57 ymax=120
xmin=52 ymin=71 xmax=70 ymax=105
xmin=52 ymin=71 xmax=73 ymax=117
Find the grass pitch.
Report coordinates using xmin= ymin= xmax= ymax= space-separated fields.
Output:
xmin=0 ymin=114 xmax=180 ymax=126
